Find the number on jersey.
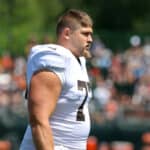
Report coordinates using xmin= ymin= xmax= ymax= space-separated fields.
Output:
xmin=76 ymin=80 xmax=88 ymax=121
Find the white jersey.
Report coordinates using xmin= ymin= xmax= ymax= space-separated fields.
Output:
xmin=20 ymin=44 xmax=92 ymax=150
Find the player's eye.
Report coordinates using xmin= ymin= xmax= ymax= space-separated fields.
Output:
xmin=82 ymin=32 xmax=91 ymax=37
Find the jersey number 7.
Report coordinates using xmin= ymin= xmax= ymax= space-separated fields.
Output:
xmin=76 ymin=80 xmax=88 ymax=121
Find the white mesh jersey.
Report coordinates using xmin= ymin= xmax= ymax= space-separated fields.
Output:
xmin=20 ymin=44 xmax=92 ymax=150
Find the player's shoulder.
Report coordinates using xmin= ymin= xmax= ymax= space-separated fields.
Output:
xmin=30 ymin=44 xmax=71 ymax=58
xmin=28 ymin=44 xmax=72 ymax=69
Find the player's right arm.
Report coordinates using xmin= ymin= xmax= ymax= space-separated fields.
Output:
xmin=26 ymin=45 xmax=65 ymax=150
xmin=28 ymin=70 xmax=62 ymax=150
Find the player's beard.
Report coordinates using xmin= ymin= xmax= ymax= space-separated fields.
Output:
xmin=83 ymin=49 xmax=92 ymax=58
xmin=82 ymin=44 xmax=92 ymax=58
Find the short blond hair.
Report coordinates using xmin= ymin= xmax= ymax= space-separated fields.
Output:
xmin=56 ymin=9 xmax=93 ymax=36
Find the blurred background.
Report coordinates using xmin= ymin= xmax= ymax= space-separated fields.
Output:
xmin=0 ymin=0 xmax=150 ymax=150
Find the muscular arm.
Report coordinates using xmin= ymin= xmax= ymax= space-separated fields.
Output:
xmin=28 ymin=70 xmax=62 ymax=150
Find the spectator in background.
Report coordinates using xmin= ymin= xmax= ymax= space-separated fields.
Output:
xmin=141 ymin=145 xmax=150 ymax=150
xmin=87 ymin=136 xmax=98 ymax=150
xmin=93 ymin=75 xmax=112 ymax=110
xmin=98 ymin=142 xmax=111 ymax=150
xmin=1 ymin=53 xmax=14 ymax=72
xmin=111 ymin=141 xmax=134 ymax=150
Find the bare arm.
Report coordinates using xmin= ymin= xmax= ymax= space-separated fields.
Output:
xmin=28 ymin=70 xmax=62 ymax=150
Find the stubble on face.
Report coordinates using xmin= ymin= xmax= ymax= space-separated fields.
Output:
xmin=70 ymin=25 xmax=93 ymax=58
xmin=82 ymin=49 xmax=92 ymax=58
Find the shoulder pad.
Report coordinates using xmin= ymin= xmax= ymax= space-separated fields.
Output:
xmin=29 ymin=44 xmax=66 ymax=70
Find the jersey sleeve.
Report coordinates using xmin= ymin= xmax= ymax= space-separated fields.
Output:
xmin=26 ymin=46 xmax=66 ymax=87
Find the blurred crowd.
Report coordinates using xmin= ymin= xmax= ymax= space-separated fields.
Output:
xmin=0 ymin=35 xmax=150 ymax=149
xmin=87 ymin=35 xmax=150 ymax=150
xmin=0 ymin=52 xmax=27 ymax=150
xmin=89 ymin=36 xmax=150 ymax=122
xmin=87 ymin=134 xmax=150 ymax=150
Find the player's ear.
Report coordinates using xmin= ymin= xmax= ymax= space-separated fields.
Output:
xmin=63 ymin=27 xmax=71 ymax=40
